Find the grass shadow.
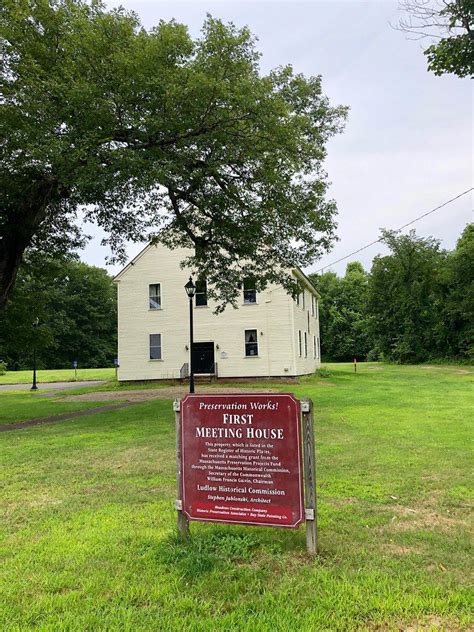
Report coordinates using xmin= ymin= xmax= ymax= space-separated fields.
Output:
xmin=156 ymin=522 xmax=309 ymax=580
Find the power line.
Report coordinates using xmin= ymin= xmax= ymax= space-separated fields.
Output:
xmin=315 ymin=187 xmax=473 ymax=273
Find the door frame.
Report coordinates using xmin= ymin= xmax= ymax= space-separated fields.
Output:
xmin=191 ymin=341 xmax=215 ymax=374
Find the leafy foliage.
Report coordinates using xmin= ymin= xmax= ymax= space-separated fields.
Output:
xmin=0 ymin=0 xmax=347 ymax=311
xmin=437 ymin=223 xmax=474 ymax=358
xmin=311 ymin=224 xmax=473 ymax=363
xmin=0 ymin=256 xmax=117 ymax=369
xmin=397 ymin=0 xmax=473 ymax=78
xmin=369 ymin=230 xmax=445 ymax=363
xmin=310 ymin=261 xmax=372 ymax=361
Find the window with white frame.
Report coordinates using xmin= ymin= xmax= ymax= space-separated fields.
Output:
xmin=243 ymin=278 xmax=257 ymax=304
xmin=245 ymin=329 xmax=259 ymax=356
xmin=313 ymin=336 xmax=317 ymax=359
xmin=195 ymin=278 xmax=207 ymax=307
xmin=149 ymin=284 xmax=161 ymax=309
xmin=296 ymin=292 xmax=300 ymax=306
xmin=298 ymin=330 xmax=302 ymax=357
xmin=307 ymin=311 xmax=310 ymax=332
xmin=302 ymin=290 xmax=305 ymax=309
xmin=317 ymin=336 xmax=320 ymax=359
xmin=311 ymin=295 xmax=315 ymax=317
xmin=304 ymin=331 xmax=308 ymax=357
xmin=149 ymin=334 xmax=162 ymax=360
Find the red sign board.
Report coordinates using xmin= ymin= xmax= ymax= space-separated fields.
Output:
xmin=180 ymin=393 xmax=304 ymax=528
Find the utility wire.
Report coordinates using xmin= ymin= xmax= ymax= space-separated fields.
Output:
xmin=315 ymin=187 xmax=473 ymax=273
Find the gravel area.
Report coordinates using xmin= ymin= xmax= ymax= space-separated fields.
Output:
xmin=63 ymin=385 xmax=278 ymax=402
xmin=0 ymin=380 xmax=106 ymax=392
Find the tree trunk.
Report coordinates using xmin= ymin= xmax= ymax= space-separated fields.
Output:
xmin=0 ymin=176 xmax=59 ymax=310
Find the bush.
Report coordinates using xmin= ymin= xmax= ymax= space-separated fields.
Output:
xmin=366 ymin=348 xmax=381 ymax=362
xmin=317 ymin=367 xmax=332 ymax=378
xmin=0 ymin=361 xmax=7 ymax=375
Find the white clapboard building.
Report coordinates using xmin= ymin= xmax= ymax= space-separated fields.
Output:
xmin=114 ymin=243 xmax=321 ymax=381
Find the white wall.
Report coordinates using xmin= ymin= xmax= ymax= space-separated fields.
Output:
xmin=116 ymin=244 xmax=320 ymax=381
xmin=292 ymin=288 xmax=321 ymax=375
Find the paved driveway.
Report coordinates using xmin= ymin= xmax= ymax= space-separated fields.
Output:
xmin=0 ymin=380 xmax=106 ymax=392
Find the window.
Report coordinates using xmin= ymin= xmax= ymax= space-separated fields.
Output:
xmin=317 ymin=336 xmax=320 ymax=359
xmin=316 ymin=300 xmax=319 ymax=320
xmin=302 ymin=291 xmax=305 ymax=309
xmin=298 ymin=330 xmax=302 ymax=357
xmin=149 ymin=284 xmax=161 ymax=310
xmin=304 ymin=332 xmax=308 ymax=357
xmin=149 ymin=334 xmax=162 ymax=360
xmin=296 ymin=292 xmax=300 ymax=306
xmin=307 ymin=311 xmax=310 ymax=332
xmin=313 ymin=336 xmax=317 ymax=359
xmin=243 ymin=278 xmax=257 ymax=304
xmin=311 ymin=296 xmax=315 ymax=317
xmin=195 ymin=278 xmax=207 ymax=307
xmin=245 ymin=329 xmax=259 ymax=356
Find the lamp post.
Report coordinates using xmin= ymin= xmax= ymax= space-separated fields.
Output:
xmin=31 ymin=317 xmax=39 ymax=391
xmin=184 ymin=276 xmax=196 ymax=394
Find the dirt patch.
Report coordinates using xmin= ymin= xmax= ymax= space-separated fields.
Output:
xmin=383 ymin=543 xmax=422 ymax=556
xmin=369 ymin=615 xmax=464 ymax=631
xmin=422 ymin=365 xmax=473 ymax=375
xmin=62 ymin=385 xmax=278 ymax=403
xmin=384 ymin=503 xmax=469 ymax=532
xmin=0 ymin=402 xmax=137 ymax=432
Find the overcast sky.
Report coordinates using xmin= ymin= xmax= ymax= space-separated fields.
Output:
xmin=82 ymin=0 xmax=473 ymax=276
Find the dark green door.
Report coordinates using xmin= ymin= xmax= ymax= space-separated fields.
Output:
xmin=192 ymin=342 xmax=215 ymax=373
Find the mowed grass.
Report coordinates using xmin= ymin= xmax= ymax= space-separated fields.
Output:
xmin=0 ymin=367 xmax=115 ymax=384
xmin=0 ymin=391 xmax=118 ymax=427
xmin=0 ymin=364 xmax=472 ymax=630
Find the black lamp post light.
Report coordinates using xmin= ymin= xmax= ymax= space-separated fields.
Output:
xmin=31 ymin=317 xmax=39 ymax=391
xmin=184 ymin=276 xmax=196 ymax=394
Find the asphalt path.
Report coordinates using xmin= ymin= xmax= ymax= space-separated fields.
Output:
xmin=0 ymin=380 xmax=106 ymax=392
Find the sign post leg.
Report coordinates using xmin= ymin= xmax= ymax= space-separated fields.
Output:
xmin=301 ymin=398 xmax=317 ymax=556
xmin=174 ymin=399 xmax=189 ymax=540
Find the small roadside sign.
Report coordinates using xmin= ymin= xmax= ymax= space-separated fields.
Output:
xmin=174 ymin=393 xmax=317 ymax=554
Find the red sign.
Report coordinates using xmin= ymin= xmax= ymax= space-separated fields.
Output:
xmin=180 ymin=393 xmax=303 ymax=528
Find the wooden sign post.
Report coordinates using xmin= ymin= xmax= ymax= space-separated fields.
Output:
xmin=174 ymin=393 xmax=317 ymax=554
xmin=174 ymin=399 xmax=189 ymax=540
xmin=301 ymin=398 xmax=317 ymax=555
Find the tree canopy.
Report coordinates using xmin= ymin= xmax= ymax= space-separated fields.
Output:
xmin=0 ymin=255 xmax=117 ymax=369
xmin=0 ymin=0 xmax=347 ymax=311
xmin=311 ymin=224 xmax=473 ymax=363
xmin=368 ymin=229 xmax=446 ymax=363
xmin=397 ymin=0 xmax=473 ymax=78
xmin=309 ymin=262 xmax=372 ymax=362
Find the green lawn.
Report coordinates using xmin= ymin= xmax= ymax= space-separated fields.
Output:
xmin=0 ymin=367 xmax=115 ymax=384
xmin=0 ymin=391 xmax=118 ymax=427
xmin=1 ymin=364 xmax=472 ymax=630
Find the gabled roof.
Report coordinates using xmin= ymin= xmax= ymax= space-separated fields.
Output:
xmin=113 ymin=242 xmax=154 ymax=282
xmin=113 ymin=241 xmax=320 ymax=298
xmin=294 ymin=267 xmax=320 ymax=298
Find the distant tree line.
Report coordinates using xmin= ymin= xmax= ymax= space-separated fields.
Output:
xmin=0 ymin=223 xmax=471 ymax=370
xmin=0 ymin=256 xmax=116 ymax=370
xmin=309 ymin=224 xmax=473 ymax=363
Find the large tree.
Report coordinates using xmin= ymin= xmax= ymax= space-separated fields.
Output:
xmin=0 ymin=255 xmax=117 ymax=369
xmin=437 ymin=223 xmax=473 ymax=359
xmin=368 ymin=230 xmax=446 ymax=363
xmin=397 ymin=0 xmax=473 ymax=78
xmin=0 ymin=0 xmax=347 ymax=312
xmin=310 ymin=262 xmax=372 ymax=361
